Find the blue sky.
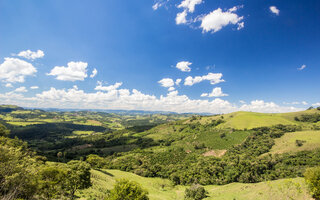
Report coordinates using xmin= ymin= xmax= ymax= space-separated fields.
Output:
xmin=0 ymin=0 xmax=319 ymax=113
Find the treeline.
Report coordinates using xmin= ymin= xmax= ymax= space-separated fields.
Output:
xmin=0 ymin=124 xmax=91 ymax=200
xmin=88 ymin=125 xmax=320 ymax=185
xmin=295 ymin=113 xmax=320 ymax=123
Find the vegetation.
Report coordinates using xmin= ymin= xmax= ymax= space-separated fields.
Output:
xmin=2 ymin=105 xmax=320 ymax=199
xmin=184 ymin=184 xmax=208 ymax=200
xmin=304 ymin=167 xmax=320 ymax=199
xmin=107 ymin=179 xmax=149 ymax=200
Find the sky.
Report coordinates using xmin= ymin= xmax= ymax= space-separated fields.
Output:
xmin=0 ymin=0 xmax=319 ymax=114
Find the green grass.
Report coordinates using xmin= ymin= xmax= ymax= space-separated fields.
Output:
xmin=6 ymin=121 xmax=45 ymax=126
xmin=73 ymin=131 xmax=96 ymax=135
xmin=187 ymin=109 xmax=320 ymax=130
xmin=270 ymin=130 xmax=320 ymax=154
xmin=78 ymin=169 xmax=312 ymax=200
xmin=215 ymin=112 xmax=298 ymax=130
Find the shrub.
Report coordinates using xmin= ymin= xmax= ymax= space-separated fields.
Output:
xmin=295 ymin=140 xmax=306 ymax=147
xmin=184 ymin=184 xmax=208 ymax=200
xmin=107 ymin=179 xmax=149 ymax=200
xmin=304 ymin=167 xmax=320 ymax=199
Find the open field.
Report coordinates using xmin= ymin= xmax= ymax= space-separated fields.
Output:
xmin=78 ymin=169 xmax=312 ymax=200
xmin=270 ymin=130 xmax=320 ymax=154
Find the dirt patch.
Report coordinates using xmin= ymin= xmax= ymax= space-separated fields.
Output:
xmin=70 ymin=144 xmax=93 ymax=151
xmin=203 ymin=149 xmax=227 ymax=157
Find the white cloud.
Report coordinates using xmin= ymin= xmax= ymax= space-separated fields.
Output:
xmin=269 ymin=6 xmax=280 ymax=15
xmin=30 ymin=86 xmax=39 ymax=89
xmin=298 ymin=64 xmax=306 ymax=71
xmin=90 ymin=68 xmax=98 ymax=78
xmin=168 ymin=87 xmax=175 ymax=91
xmin=47 ymin=61 xmax=88 ymax=81
xmin=152 ymin=2 xmax=161 ymax=10
xmin=239 ymin=100 xmax=246 ymax=104
xmin=283 ymin=101 xmax=308 ymax=105
xmin=152 ymin=0 xmax=168 ymax=10
xmin=201 ymin=87 xmax=228 ymax=97
xmin=176 ymin=61 xmax=192 ymax=72
xmin=5 ymin=83 xmax=13 ymax=88
xmin=175 ymin=78 xmax=182 ymax=86
xmin=184 ymin=72 xmax=225 ymax=86
xmin=239 ymin=100 xmax=300 ymax=113
xmin=0 ymin=84 xmax=304 ymax=114
xmin=14 ymin=86 xmax=28 ymax=93
xmin=158 ymin=78 xmax=175 ymax=87
xmin=237 ymin=22 xmax=244 ymax=30
xmin=17 ymin=50 xmax=44 ymax=60
xmin=176 ymin=10 xmax=188 ymax=25
xmin=95 ymin=81 xmax=123 ymax=91
xmin=312 ymin=103 xmax=320 ymax=107
xmin=177 ymin=0 xmax=203 ymax=13
xmin=200 ymin=7 xmax=244 ymax=33
xmin=0 ymin=57 xmax=37 ymax=83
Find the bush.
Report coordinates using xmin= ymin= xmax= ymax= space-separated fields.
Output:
xmin=107 ymin=179 xmax=149 ymax=200
xmin=295 ymin=140 xmax=306 ymax=147
xmin=304 ymin=167 xmax=320 ymax=199
xmin=184 ymin=184 xmax=208 ymax=200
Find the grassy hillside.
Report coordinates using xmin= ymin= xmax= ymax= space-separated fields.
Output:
xmin=184 ymin=109 xmax=320 ymax=130
xmin=78 ymin=169 xmax=312 ymax=200
xmin=270 ymin=130 xmax=320 ymax=154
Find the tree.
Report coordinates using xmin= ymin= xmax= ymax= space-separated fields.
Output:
xmin=38 ymin=166 xmax=67 ymax=200
xmin=0 ymin=124 xmax=9 ymax=136
xmin=86 ymin=154 xmax=106 ymax=168
xmin=304 ymin=167 xmax=320 ymax=200
xmin=184 ymin=184 xmax=208 ymax=200
xmin=57 ymin=152 xmax=63 ymax=162
xmin=107 ymin=179 xmax=149 ymax=200
xmin=65 ymin=160 xmax=92 ymax=199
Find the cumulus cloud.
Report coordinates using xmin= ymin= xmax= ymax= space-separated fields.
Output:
xmin=176 ymin=61 xmax=192 ymax=72
xmin=200 ymin=7 xmax=244 ymax=33
xmin=0 ymin=57 xmax=37 ymax=83
xmin=312 ymin=103 xmax=320 ymax=107
xmin=95 ymin=81 xmax=123 ymax=91
xmin=47 ymin=61 xmax=88 ymax=81
xmin=5 ymin=83 xmax=13 ymax=88
xmin=239 ymin=100 xmax=300 ymax=113
xmin=184 ymin=72 xmax=225 ymax=86
xmin=177 ymin=0 xmax=203 ymax=13
xmin=0 ymin=83 xmax=304 ymax=114
xmin=158 ymin=78 xmax=175 ymax=87
xmin=201 ymin=87 xmax=228 ymax=97
xmin=176 ymin=10 xmax=188 ymax=24
xmin=90 ymin=68 xmax=98 ymax=78
xmin=269 ymin=6 xmax=280 ymax=15
xmin=168 ymin=87 xmax=175 ymax=91
xmin=175 ymin=79 xmax=182 ymax=86
xmin=30 ymin=86 xmax=39 ymax=89
xmin=14 ymin=86 xmax=28 ymax=93
xmin=17 ymin=50 xmax=44 ymax=60
xmin=298 ymin=64 xmax=306 ymax=71
xmin=283 ymin=101 xmax=308 ymax=105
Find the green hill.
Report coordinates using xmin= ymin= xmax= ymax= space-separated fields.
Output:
xmin=78 ymin=169 xmax=312 ymax=200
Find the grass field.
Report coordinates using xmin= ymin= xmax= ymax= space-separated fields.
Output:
xmin=187 ymin=109 xmax=320 ymax=130
xmin=6 ymin=121 xmax=45 ymax=126
xmin=78 ymin=169 xmax=312 ymax=200
xmin=215 ymin=112 xmax=298 ymax=129
xmin=270 ymin=130 xmax=320 ymax=154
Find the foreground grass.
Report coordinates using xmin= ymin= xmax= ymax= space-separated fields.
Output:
xmin=270 ymin=130 xmax=320 ymax=154
xmin=78 ymin=169 xmax=312 ymax=200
